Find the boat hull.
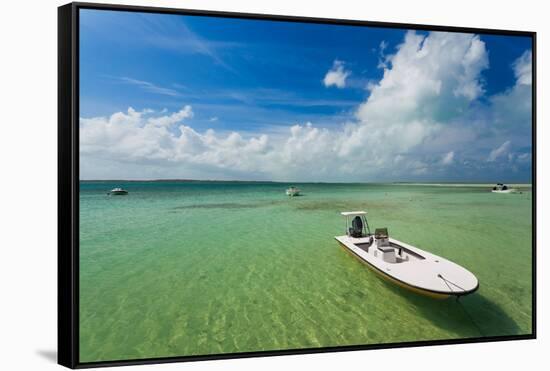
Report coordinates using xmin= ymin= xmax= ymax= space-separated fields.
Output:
xmin=335 ymin=236 xmax=478 ymax=299
xmin=109 ymin=191 xmax=128 ymax=195
xmin=337 ymin=241 xmax=450 ymax=299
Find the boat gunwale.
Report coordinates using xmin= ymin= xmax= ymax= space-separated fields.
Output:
xmin=336 ymin=238 xmax=479 ymax=297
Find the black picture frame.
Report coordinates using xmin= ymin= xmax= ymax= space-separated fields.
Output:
xmin=58 ymin=2 xmax=537 ymax=368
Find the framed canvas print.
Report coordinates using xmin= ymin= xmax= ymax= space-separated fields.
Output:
xmin=58 ymin=2 xmax=536 ymax=368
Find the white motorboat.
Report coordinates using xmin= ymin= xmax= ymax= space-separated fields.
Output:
xmin=491 ymin=183 xmax=516 ymax=193
xmin=286 ymin=186 xmax=301 ymax=197
xmin=335 ymin=211 xmax=478 ymax=299
xmin=108 ymin=187 xmax=128 ymax=195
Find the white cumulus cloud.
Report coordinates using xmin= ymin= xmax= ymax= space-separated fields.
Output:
xmin=441 ymin=151 xmax=455 ymax=165
xmin=488 ymin=50 xmax=532 ymax=143
xmin=488 ymin=141 xmax=511 ymax=162
xmin=80 ymin=106 xmax=273 ymax=180
xmin=349 ymin=31 xmax=489 ymax=171
xmin=148 ymin=106 xmax=193 ymax=127
xmin=513 ymin=50 xmax=532 ymax=86
xmin=323 ymin=60 xmax=351 ymax=88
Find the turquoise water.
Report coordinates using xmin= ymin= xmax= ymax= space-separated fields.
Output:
xmin=79 ymin=181 xmax=533 ymax=362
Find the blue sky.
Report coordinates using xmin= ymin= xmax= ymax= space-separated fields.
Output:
xmin=79 ymin=9 xmax=533 ymax=182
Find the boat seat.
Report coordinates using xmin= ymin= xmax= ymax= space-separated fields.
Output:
xmin=375 ymin=228 xmax=388 ymax=239
xmin=377 ymin=245 xmax=394 ymax=253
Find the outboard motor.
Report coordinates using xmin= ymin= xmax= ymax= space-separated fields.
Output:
xmin=350 ymin=216 xmax=364 ymax=238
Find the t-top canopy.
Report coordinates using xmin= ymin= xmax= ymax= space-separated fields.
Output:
xmin=340 ymin=211 xmax=367 ymax=217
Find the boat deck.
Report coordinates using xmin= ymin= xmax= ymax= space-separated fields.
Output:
xmin=352 ymin=240 xmax=422 ymax=263
xmin=335 ymin=234 xmax=478 ymax=297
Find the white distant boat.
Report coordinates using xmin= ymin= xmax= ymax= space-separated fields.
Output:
xmin=491 ymin=183 xmax=516 ymax=193
xmin=108 ymin=187 xmax=128 ymax=195
xmin=286 ymin=186 xmax=301 ymax=197
xmin=335 ymin=211 xmax=478 ymax=299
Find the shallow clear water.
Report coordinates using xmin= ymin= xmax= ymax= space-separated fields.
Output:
xmin=79 ymin=181 xmax=533 ymax=362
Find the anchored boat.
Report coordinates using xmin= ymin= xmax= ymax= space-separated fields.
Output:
xmin=491 ymin=183 xmax=516 ymax=193
xmin=286 ymin=186 xmax=301 ymax=197
xmin=335 ymin=211 xmax=478 ymax=299
xmin=108 ymin=187 xmax=128 ymax=195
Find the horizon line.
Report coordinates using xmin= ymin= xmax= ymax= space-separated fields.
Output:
xmin=79 ymin=178 xmax=533 ymax=185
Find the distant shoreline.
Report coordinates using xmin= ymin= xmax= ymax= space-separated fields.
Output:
xmin=392 ymin=182 xmax=532 ymax=188
xmin=80 ymin=179 xmax=532 ymax=187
